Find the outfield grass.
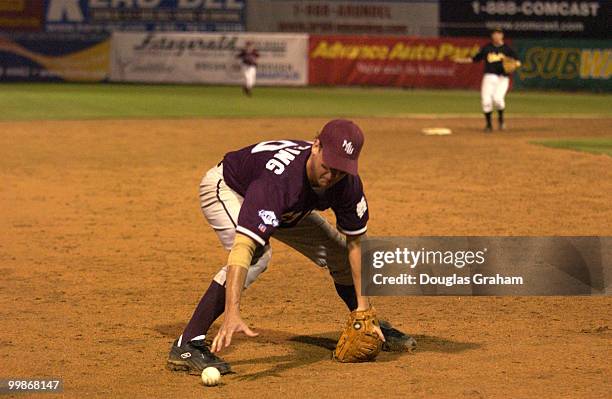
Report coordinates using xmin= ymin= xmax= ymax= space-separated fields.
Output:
xmin=532 ymin=139 xmax=612 ymax=156
xmin=0 ymin=83 xmax=611 ymax=120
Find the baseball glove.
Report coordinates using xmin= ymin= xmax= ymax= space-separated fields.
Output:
xmin=333 ymin=307 xmax=383 ymax=363
xmin=503 ymin=57 xmax=521 ymax=74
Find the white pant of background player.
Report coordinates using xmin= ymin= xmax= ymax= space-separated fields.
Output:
xmin=199 ymin=164 xmax=355 ymax=289
xmin=242 ymin=65 xmax=257 ymax=90
xmin=481 ymin=73 xmax=510 ymax=113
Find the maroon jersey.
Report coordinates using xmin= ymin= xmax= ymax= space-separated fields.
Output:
xmin=222 ymin=140 xmax=369 ymax=246
xmin=237 ymin=49 xmax=259 ymax=66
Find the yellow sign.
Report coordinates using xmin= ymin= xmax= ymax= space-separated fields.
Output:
xmin=0 ymin=37 xmax=110 ymax=82
xmin=0 ymin=0 xmax=25 ymax=12
xmin=311 ymin=40 xmax=479 ymax=62
xmin=581 ymin=50 xmax=612 ymax=79
xmin=520 ymin=47 xmax=611 ymax=80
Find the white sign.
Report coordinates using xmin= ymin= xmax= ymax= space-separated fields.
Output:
xmin=246 ymin=0 xmax=438 ymax=36
xmin=110 ymin=32 xmax=308 ymax=85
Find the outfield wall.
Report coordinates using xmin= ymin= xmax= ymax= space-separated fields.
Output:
xmin=0 ymin=31 xmax=609 ymax=91
xmin=3 ymin=1 xmax=610 ymax=38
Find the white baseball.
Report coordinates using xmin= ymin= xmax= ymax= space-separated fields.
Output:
xmin=201 ymin=367 xmax=221 ymax=386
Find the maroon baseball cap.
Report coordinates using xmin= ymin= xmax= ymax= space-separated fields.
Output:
xmin=318 ymin=119 xmax=364 ymax=176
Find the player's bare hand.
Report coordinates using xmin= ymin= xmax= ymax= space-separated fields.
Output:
xmin=373 ymin=323 xmax=385 ymax=342
xmin=356 ymin=305 xmax=385 ymax=342
xmin=211 ymin=312 xmax=258 ymax=353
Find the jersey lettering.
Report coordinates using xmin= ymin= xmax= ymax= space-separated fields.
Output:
xmin=274 ymin=149 xmax=296 ymax=165
xmin=487 ymin=53 xmax=504 ymax=63
xmin=253 ymin=141 xmax=312 ymax=175
xmin=266 ymin=158 xmax=286 ymax=175
xmin=251 ymin=140 xmax=298 ymax=153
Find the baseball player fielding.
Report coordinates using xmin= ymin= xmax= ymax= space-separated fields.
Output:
xmin=166 ymin=119 xmax=417 ymax=375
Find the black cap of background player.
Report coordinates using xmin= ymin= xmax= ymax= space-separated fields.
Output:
xmin=491 ymin=27 xmax=504 ymax=34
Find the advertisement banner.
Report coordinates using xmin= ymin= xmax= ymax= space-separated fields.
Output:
xmin=514 ymin=39 xmax=611 ymax=91
xmin=309 ymin=35 xmax=488 ymax=89
xmin=110 ymin=32 xmax=308 ymax=85
xmin=247 ymin=0 xmax=438 ymax=36
xmin=439 ymin=1 xmax=610 ymax=38
xmin=0 ymin=0 xmax=44 ymax=32
xmin=0 ymin=33 xmax=109 ymax=81
xmin=44 ymin=0 xmax=245 ymax=33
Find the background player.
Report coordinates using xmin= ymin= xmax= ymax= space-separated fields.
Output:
xmin=455 ymin=28 xmax=521 ymax=132
xmin=167 ymin=119 xmax=416 ymax=374
xmin=237 ymin=41 xmax=259 ymax=97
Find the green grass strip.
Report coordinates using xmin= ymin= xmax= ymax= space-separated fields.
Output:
xmin=1 ymin=83 xmax=611 ymax=120
xmin=532 ymin=139 xmax=612 ymax=156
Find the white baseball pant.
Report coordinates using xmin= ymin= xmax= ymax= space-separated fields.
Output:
xmin=481 ymin=73 xmax=509 ymax=113
xmin=198 ymin=163 xmax=354 ymax=288
xmin=242 ymin=65 xmax=256 ymax=89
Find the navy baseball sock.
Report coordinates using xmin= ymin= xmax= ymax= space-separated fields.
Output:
xmin=484 ymin=112 xmax=493 ymax=128
xmin=334 ymin=283 xmax=358 ymax=311
xmin=498 ymin=109 xmax=504 ymax=125
xmin=181 ymin=280 xmax=226 ymax=343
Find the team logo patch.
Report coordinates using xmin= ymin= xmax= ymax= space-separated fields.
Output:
xmin=258 ymin=223 xmax=267 ymax=233
xmin=342 ymin=139 xmax=355 ymax=155
xmin=487 ymin=53 xmax=504 ymax=63
xmin=258 ymin=210 xmax=279 ymax=227
xmin=356 ymin=196 xmax=367 ymax=219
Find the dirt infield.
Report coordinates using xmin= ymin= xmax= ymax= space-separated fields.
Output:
xmin=1 ymin=117 xmax=610 ymax=398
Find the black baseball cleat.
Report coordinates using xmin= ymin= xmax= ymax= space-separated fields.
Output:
xmin=167 ymin=338 xmax=232 ymax=375
xmin=380 ymin=320 xmax=417 ymax=353
xmin=484 ymin=125 xmax=493 ymax=133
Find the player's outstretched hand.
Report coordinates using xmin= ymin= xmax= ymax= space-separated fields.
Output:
xmin=355 ymin=306 xmax=385 ymax=342
xmin=211 ymin=312 xmax=259 ymax=353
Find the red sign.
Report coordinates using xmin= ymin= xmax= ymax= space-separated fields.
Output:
xmin=309 ymin=35 xmax=492 ymax=89
xmin=0 ymin=0 xmax=44 ymax=32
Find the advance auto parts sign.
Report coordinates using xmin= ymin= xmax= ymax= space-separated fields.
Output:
xmin=308 ymin=35 xmax=488 ymax=89
xmin=110 ymin=32 xmax=308 ymax=85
